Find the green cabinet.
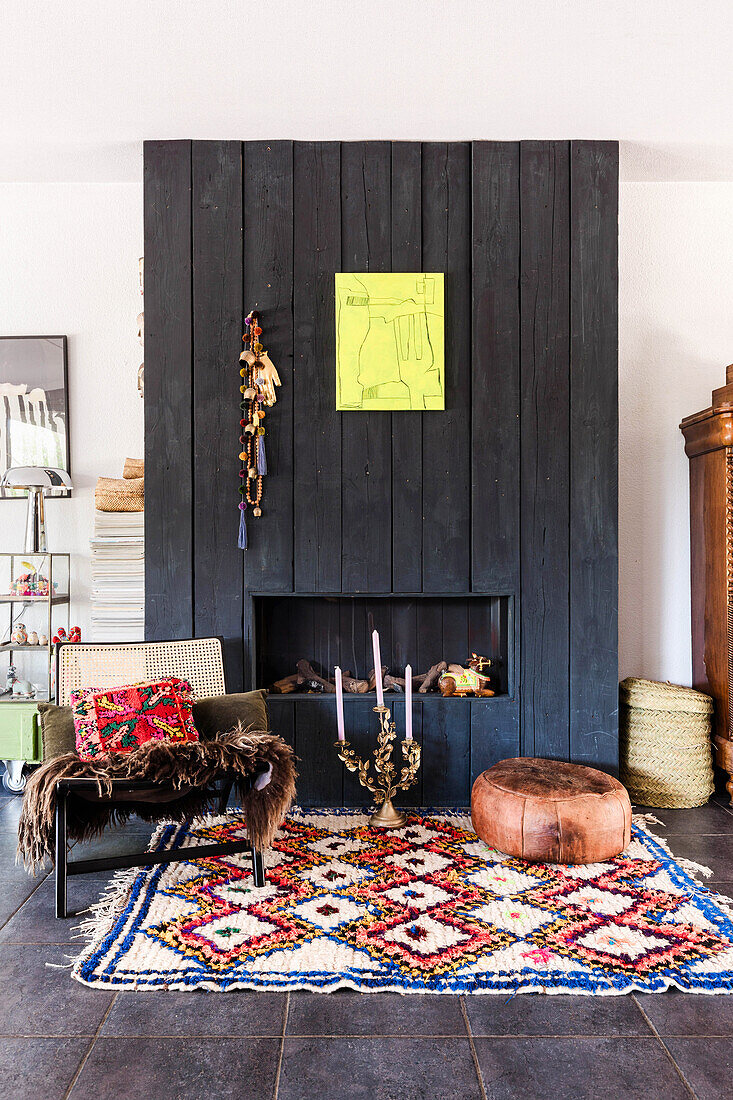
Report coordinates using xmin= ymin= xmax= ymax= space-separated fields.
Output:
xmin=0 ymin=703 xmax=41 ymax=764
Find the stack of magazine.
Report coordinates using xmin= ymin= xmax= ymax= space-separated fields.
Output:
xmin=90 ymin=510 xmax=144 ymax=641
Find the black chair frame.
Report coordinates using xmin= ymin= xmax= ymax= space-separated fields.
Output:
xmin=55 ymin=775 xmax=265 ymax=918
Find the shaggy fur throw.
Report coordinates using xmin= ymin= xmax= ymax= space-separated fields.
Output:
xmin=18 ymin=724 xmax=296 ymax=874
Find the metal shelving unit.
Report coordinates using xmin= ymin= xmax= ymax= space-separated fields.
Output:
xmin=0 ymin=553 xmax=70 ymax=791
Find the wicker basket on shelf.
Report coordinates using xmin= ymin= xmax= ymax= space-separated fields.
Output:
xmin=95 ymin=476 xmax=144 ymax=512
xmin=619 ymin=677 xmax=715 ymax=808
xmin=123 ymin=457 xmax=144 ymax=479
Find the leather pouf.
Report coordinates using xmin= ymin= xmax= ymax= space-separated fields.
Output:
xmin=471 ymin=757 xmax=632 ymax=865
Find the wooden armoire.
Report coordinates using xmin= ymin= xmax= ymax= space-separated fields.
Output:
xmin=681 ymin=363 xmax=733 ymax=799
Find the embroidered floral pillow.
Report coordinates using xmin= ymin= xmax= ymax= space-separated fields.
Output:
xmin=71 ymin=677 xmax=198 ymax=760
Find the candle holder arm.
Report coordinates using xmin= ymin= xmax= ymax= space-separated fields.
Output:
xmin=397 ymin=739 xmax=422 ymax=792
xmin=334 ymin=741 xmax=378 ymax=795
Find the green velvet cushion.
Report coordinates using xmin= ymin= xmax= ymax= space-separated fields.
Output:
xmin=193 ymin=690 xmax=269 ymax=740
xmin=37 ymin=701 xmax=75 ymax=762
xmin=38 ymin=689 xmax=269 ymax=762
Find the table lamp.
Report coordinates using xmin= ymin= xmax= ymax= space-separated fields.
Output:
xmin=0 ymin=467 xmax=73 ymax=552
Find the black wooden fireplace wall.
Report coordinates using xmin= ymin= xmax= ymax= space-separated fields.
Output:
xmin=144 ymin=139 xmax=618 ymax=805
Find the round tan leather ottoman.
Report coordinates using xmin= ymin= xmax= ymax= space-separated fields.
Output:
xmin=471 ymin=757 xmax=632 ymax=864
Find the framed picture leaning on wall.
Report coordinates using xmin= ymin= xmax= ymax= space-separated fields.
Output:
xmin=0 ymin=336 xmax=70 ymax=498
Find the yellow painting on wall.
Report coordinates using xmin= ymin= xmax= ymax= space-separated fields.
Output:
xmin=335 ymin=273 xmax=444 ymax=410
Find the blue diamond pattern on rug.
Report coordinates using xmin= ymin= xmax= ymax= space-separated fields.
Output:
xmin=72 ymin=809 xmax=733 ymax=994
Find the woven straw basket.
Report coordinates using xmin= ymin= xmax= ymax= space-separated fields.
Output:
xmin=95 ymin=476 xmax=144 ymax=512
xmin=619 ymin=677 xmax=714 ymax=808
xmin=123 ymin=457 xmax=144 ymax=479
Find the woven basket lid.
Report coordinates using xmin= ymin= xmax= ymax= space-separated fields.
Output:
xmin=619 ymin=677 xmax=714 ymax=715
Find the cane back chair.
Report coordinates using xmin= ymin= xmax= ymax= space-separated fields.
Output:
xmin=53 ymin=638 xmax=265 ymax=918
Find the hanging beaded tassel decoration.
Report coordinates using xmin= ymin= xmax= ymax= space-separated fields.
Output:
xmin=237 ymin=311 xmax=281 ymax=548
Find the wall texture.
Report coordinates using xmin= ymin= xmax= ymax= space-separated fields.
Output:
xmin=2 ymin=2 xmax=732 ymax=184
xmin=0 ymin=183 xmax=143 ymax=642
xmin=618 ymin=182 xmax=733 ymax=683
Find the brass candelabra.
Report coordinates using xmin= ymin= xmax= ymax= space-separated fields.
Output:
xmin=335 ymin=704 xmax=421 ymax=828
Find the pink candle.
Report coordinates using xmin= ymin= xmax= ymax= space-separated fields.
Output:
xmin=405 ymin=664 xmax=412 ymax=739
xmin=335 ymin=666 xmax=345 ymax=740
xmin=372 ymin=630 xmax=384 ymax=707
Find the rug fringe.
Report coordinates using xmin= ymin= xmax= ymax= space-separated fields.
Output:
xmin=74 ymin=862 xmax=143 ymax=945
xmin=677 ymin=857 xmax=714 ymax=879
xmin=632 ymin=819 xmax=733 ymax=926
xmin=632 ymin=812 xmax=665 ymax=827
xmin=45 ymin=957 xmax=76 ymax=970
xmin=633 ymin=819 xmax=715 ymax=880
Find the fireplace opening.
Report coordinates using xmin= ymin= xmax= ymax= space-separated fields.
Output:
xmin=252 ymin=594 xmax=512 ymax=701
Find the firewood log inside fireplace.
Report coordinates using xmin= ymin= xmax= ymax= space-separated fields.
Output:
xmin=269 ymin=659 xmax=454 ymax=695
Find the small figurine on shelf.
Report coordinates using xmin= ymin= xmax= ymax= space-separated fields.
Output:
xmin=5 ymin=665 xmax=17 ymax=693
xmin=12 ymin=679 xmax=34 ymax=699
xmin=52 ymin=627 xmax=67 ymax=646
xmin=26 ymin=631 xmax=38 ymax=646
xmin=438 ymin=654 xmax=496 ymax=698
xmin=69 ymin=626 xmax=82 ymax=644
xmin=9 ymin=567 xmax=55 ymax=597
xmin=10 ymin=623 xmax=27 ymax=646
xmin=39 ymin=634 xmax=48 ymax=647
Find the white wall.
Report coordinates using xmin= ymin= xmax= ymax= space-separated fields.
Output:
xmin=2 ymin=1 xmax=732 ymax=183
xmin=1 ymin=0 xmax=732 ymax=686
xmin=0 ymin=183 xmax=143 ymax=654
xmin=619 ymin=183 xmax=733 ymax=683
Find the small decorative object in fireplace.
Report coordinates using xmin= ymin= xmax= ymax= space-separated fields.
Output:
xmin=332 ymin=637 xmax=421 ymax=828
xmin=237 ymin=310 xmax=281 ymax=549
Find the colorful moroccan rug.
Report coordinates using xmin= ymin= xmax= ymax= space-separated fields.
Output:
xmin=72 ymin=808 xmax=733 ymax=994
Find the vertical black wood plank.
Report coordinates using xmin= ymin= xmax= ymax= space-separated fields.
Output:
xmin=391 ymin=598 xmax=418 ymax=674
xmin=243 ymin=141 xmax=294 ymax=592
xmin=293 ymin=142 xmax=342 ymax=592
xmin=471 ymin=142 xmax=521 ymax=593
xmin=422 ymin=702 xmax=470 ymax=806
xmin=242 ymin=593 xmax=255 ymax=690
xmin=470 ymin=700 xmax=520 ymax=787
xmin=144 ymin=140 xmax=193 ymax=640
xmin=266 ymin=697 xmax=294 ymax=751
xmin=340 ymin=598 xmax=368 ymax=682
xmin=291 ymin=598 xmax=316 ymax=678
xmin=417 ymin=598 xmax=443 ymax=675
xmin=263 ymin=596 xmax=303 ymax=684
xmin=570 ymin=141 xmax=619 ymax=773
xmin=491 ymin=599 xmax=508 ymax=695
xmin=192 ymin=141 xmax=244 ymax=689
xmin=365 ymin=597 xmax=392 ymax=676
xmin=442 ymin=599 xmax=469 ymax=667
xmin=391 ymin=142 xmax=423 ymax=592
xmin=340 ymin=142 xmax=392 ymax=593
xmin=296 ymin=699 xmax=342 ymax=806
xmin=519 ymin=141 xmax=571 ymax=760
xmin=467 ymin=599 xmax=491 ymax=657
xmin=343 ymin=696 xmax=379 ymax=806
xmin=421 ymin=143 xmax=471 ymax=593
xmin=390 ymin=696 xmax=423 ymax=807
xmin=314 ymin=597 xmax=341 ymax=680
xmin=466 ymin=598 xmax=508 ymax=696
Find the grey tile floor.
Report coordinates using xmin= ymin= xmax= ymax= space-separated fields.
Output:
xmin=0 ymin=789 xmax=731 ymax=1098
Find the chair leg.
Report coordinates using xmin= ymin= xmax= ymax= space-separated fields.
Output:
xmin=55 ymin=788 xmax=68 ymax=919
xmin=251 ymin=846 xmax=265 ymax=888
xmin=218 ymin=777 xmax=234 ymax=814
